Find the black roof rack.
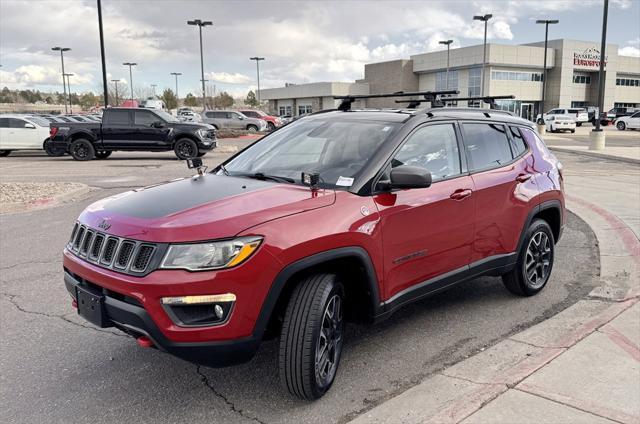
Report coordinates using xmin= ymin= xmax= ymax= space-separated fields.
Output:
xmin=395 ymin=95 xmax=515 ymax=109
xmin=334 ymin=90 xmax=459 ymax=111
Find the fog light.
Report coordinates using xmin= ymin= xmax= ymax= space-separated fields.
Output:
xmin=161 ymin=293 xmax=235 ymax=326
xmin=214 ymin=304 xmax=224 ymax=319
xmin=161 ymin=293 xmax=236 ymax=305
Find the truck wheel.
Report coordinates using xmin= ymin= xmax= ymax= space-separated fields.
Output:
xmin=43 ymin=138 xmax=65 ymax=157
xmin=95 ymin=150 xmax=112 ymax=159
xmin=503 ymin=219 xmax=555 ymax=296
xmin=0 ymin=150 xmax=11 ymax=157
xmin=69 ymin=139 xmax=95 ymax=161
xmin=246 ymin=124 xmax=258 ymax=133
xmin=174 ymin=138 xmax=198 ymax=159
xmin=279 ymin=273 xmax=345 ymax=400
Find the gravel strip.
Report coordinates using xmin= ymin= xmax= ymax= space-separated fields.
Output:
xmin=1 ymin=182 xmax=86 ymax=205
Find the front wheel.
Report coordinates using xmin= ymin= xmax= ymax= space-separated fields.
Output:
xmin=95 ymin=150 xmax=112 ymax=159
xmin=617 ymin=121 xmax=626 ymax=131
xmin=503 ymin=219 xmax=555 ymax=296
xmin=279 ymin=274 xmax=345 ymax=400
xmin=0 ymin=150 xmax=11 ymax=157
xmin=174 ymin=138 xmax=198 ymax=159
xmin=69 ymin=139 xmax=95 ymax=161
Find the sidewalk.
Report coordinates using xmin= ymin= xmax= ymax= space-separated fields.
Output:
xmin=352 ymin=158 xmax=640 ymax=423
xmin=543 ymin=126 xmax=640 ymax=164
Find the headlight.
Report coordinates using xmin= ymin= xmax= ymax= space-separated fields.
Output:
xmin=197 ymin=128 xmax=210 ymax=138
xmin=160 ymin=236 xmax=262 ymax=271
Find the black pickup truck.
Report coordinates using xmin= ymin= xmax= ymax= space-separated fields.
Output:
xmin=49 ymin=108 xmax=217 ymax=160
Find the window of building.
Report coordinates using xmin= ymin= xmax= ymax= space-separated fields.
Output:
xmin=614 ymin=102 xmax=639 ymax=108
xmin=573 ymin=75 xmax=591 ymax=84
xmin=508 ymin=126 xmax=528 ymax=158
xmin=462 ymin=123 xmax=512 ymax=171
xmin=278 ymin=106 xmax=286 ymax=116
xmin=616 ymin=77 xmax=640 ymax=87
xmin=571 ymin=101 xmax=587 ymax=108
xmin=468 ymin=67 xmax=482 ymax=107
xmin=436 ymin=70 xmax=459 ymax=90
xmin=298 ymin=105 xmax=312 ymax=115
xmin=491 ymin=70 xmax=543 ymax=82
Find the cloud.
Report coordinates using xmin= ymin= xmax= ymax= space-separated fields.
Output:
xmin=619 ymin=46 xmax=640 ymax=57
xmin=207 ymin=72 xmax=253 ymax=84
xmin=0 ymin=65 xmax=94 ymax=88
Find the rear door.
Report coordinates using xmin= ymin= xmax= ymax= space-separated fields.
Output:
xmin=461 ymin=122 xmax=539 ymax=264
xmin=133 ymin=109 xmax=170 ymax=149
xmin=101 ymin=109 xmax=133 ymax=150
xmin=0 ymin=117 xmax=13 ymax=149
xmin=8 ymin=118 xmax=41 ymax=149
xmin=628 ymin=112 xmax=640 ymax=129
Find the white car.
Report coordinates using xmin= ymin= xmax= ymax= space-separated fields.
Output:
xmin=545 ymin=115 xmax=576 ymax=133
xmin=615 ymin=111 xmax=640 ymax=130
xmin=538 ymin=108 xmax=589 ymax=126
xmin=0 ymin=114 xmax=51 ymax=157
xmin=178 ymin=110 xmax=202 ymax=123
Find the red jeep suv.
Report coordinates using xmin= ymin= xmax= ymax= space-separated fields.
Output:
xmin=63 ymin=104 xmax=564 ymax=400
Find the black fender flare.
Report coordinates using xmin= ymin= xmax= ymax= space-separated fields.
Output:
xmin=516 ymin=199 xmax=563 ymax=254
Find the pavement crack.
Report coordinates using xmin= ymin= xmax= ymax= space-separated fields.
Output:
xmin=440 ymin=372 xmax=493 ymax=386
xmin=507 ymin=338 xmax=568 ymax=350
xmin=0 ymin=260 xmax=59 ymax=271
xmin=1 ymin=292 xmax=128 ymax=338
xmin=195 ymin=365 xmax=267 ymax=424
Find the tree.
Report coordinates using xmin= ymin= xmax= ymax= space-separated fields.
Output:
xmin=184 ymin=93 xmax=198 ymax=107
xmin=79 ymin=92 xmax=98 ymax=110
xmin=213 ymin=91 xmax=234 ymax=109
xmin=161 ymin=88 xmax=178 ymax=110
xmin=245 ymin=90 xmax=259 ymax=107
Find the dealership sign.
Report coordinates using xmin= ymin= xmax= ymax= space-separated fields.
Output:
xmin=574 ymin=47 xmax=607 ymax=68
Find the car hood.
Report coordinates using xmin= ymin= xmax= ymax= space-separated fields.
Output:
xmin=78 ymin=175 xmax=335 ymax=243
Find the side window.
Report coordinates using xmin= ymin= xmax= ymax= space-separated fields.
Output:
xmin=0 ymin=118 xmax=10 ymax=128
xmin=392 ymin=124 xmax=461 ymax=182
xmin=105 ymin=110 xmax=130 ymax=125
xmin=462 ymin=123 xmax=513 ymax=171
xmin=205 ymin=111 xmax=214 ymax=118
xmin=508 ymin=126 xmax=528 ymax=158
xmin=134 ymin=110 xmax=158 ymax=126
xmin=9 ymin=118 xmax=28 ymax=128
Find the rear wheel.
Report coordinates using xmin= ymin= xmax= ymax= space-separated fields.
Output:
xmin=246 ymin=124 xmax=258 ymax=133
xmin=69 ymin=139 xmax=95 ymax=161
xmin=576 ymin=122 xmax=582 ymax=127
xmin=174 ymin=138 xmax=198 ymax=159
xmin=570 ymin=129 xmax=575 ymax=133
xmin=43 ymin=138 xmax=65 ymax=157
xmin=279 ymin=273 xmax=345 ymax=400
xmin=95 ymin=150 xmax=112 ymax=159
xmin=617 ymin=121 xmax=626 ymax=131
xmin=268 ymin=122 xmax=276 ymax=131
xmin=503 ymin=219 xmax=555 ymax=296
xmin=0 ymin=150 xmax=11 ymax=157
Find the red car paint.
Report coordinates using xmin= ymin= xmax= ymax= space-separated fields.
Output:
xmin=238 ymin=110 xmax=281 ymax=129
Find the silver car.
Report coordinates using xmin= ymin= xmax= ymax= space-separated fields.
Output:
xmin=201 ymin=110 xmax=267 ymax=132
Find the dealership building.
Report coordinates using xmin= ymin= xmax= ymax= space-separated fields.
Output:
xmin=260 ymin=39 xmax=640 ymax=120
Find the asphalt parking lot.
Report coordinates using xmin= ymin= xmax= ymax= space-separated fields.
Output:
xmin=0 ymin=138 xmax=600 ymax=423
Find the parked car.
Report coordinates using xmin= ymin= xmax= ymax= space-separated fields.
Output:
xmin=0 ymin=114 xmax=51 ymax=156
xmin=279 ymin=114 xmax=294 ymax=125
xmin=545 ymin=115 xmax=576 ymax=133
xmin=62 ymin=102 xmax=564 ymax=399
xmin=178 ymin=110 xmax=202 ymax=123
xmin=537 ymin=108 xmax=587 ymax=126
xmin=201 ymin=110 xmax=267 ymax=132
xmin=67 ymin=115 xmax=94 ymax=122
xmin=49 ymin=107 xmax=217 ymax=160
xmin=142 ymin=98 xmax=166 ymax=110
xmin=238 ymin=109 xmax=282 ymax=131
xmin=614 ymin=111 xmax=640 ymax=130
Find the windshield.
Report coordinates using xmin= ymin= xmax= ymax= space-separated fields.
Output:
xmin=221 ymin=118 xmax=399 ymax=188
xmin=153 ymin=109 xmax=179 ymax=123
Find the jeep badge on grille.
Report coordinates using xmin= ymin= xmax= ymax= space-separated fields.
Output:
xmin=97 ymin=220 xmax=111 ymax=231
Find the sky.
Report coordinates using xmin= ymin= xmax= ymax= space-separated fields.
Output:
xmin=0 ymin=0 xmax=639 ymax=98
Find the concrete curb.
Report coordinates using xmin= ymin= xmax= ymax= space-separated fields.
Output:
xmin=549 ymin=146 xmax=640 ymax=165
xmin=350 ymin=193 xmax=639 ymax=423
xmin=0 ymin=184 xmax=94 ymax=215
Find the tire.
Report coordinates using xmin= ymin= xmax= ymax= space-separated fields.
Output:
xmin=69 ymin=139 xmax=95 ymax=161
xmin=617 ymin=121 xmax=626 ymax=131
xmin=246 ymin=124 xmax=258 ymax=133
xmin=537 ymin=118 xmax=544 ymax=125
xmin=503 ymin=219 xmax=555 ymax=296
xmin=267 ymin=122 xmax=276 ymax=131
xmin=43 ymin=138 xmax=65 ymax=157
xmin=570 ymin=129 xmax=575 ymax=133
xmin=197 ymin=151 xmax=207 ymax=157
xmin=0 ymin=150 xmax=11 ymax=157
xmin=95 ymin=150 xmax=112 ymax=159
xmin=576 ymin=122 xmax=582 ymax=127
xmin=174 ymin=138 xmax=198 ymax=159
xmin=279 ymin=274 xmax=345 ymax=400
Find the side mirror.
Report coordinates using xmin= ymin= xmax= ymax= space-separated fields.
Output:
xmin=152 ymin=121 xmax=164 ymax=128
xmin=24 ymin=123 xmax=36 ymax=129
xmin=388 ymin=165 xmax=432 ymax=189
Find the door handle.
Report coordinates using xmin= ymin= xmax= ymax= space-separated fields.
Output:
xmin=450 ymin=189 xmax=472 ymax=200
xmin=516 ymin=173 xmax=532 ymax=183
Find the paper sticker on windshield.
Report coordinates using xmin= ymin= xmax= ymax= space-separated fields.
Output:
xmin=336 ymin=176 xmax=354 ymax=187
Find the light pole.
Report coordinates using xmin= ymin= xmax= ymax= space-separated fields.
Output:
xmin=123 ymin=62 xmax=137 ymax=101
xmin=64 ymin=73 xmax=74 ymax=113
xmin=249 ymin=57 xmax=265 ymax=104
xmin=51 ymin=47 xmax=71 ymax=114
xmin=438 ymin=40 xmax=453 ymax=89
xmin=187 ymin=19 xmax=212 ymax=110
xmin=590 ymin=0 xmax=609 ymax=150
xmin=97 ymin=0 xmax=109 ymax=108
xmin=170 ymin=72 xmax=182 ymax=101
xmin=536 ymin=19 xmax=559 ymax=120
xmin=151 ymin=84 xmax=157 ymax=98
xmin=111 ymin=79 xmax=121 ymax=106
xmin=473 ymin=14 xmax=492 ymax=99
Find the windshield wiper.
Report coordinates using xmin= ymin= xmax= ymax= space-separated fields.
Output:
xmin=231 ymin=172 xmax=296 ymax=184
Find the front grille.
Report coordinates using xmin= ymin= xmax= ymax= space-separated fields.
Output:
xmin=67 ymin=223 xmax=161 ymax=275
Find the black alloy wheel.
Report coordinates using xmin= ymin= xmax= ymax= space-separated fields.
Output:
xmin=174 ymin=138 xmax=198 ymax=159
xmin=69 ymin=139 xmax=95 ymax=161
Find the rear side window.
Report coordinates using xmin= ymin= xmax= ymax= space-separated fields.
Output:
xmin=105 ymin=110 xmax=130 ymax=125
xmin=508 ymin=126 xmax=528 ymax=158
xmin=462 ymin=123 xmax=513 ymax=171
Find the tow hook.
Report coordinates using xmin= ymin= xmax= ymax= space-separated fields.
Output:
xmin=136 ymin=335 xmax=154 ymax=348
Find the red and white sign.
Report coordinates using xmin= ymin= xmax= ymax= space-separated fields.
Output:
xmin=573 ymin=47 xmax=607 ymax=68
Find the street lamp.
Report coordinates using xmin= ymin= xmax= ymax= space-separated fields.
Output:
xmin=151 ymin=84 xmax=157 ymax=97
xmin=536 ymin=19 xmax=559 ymax=120
xmin=438 ymin=40 xmax=453 ymax=89
xmin=170 ymin=72 xmax=182 ymax=102
xmin=123 ymin=62 xmax=137 ymax=101
xmin=591 ymin=0 xmax=609 ymax=150
xmin=51 ymin=47 xmax=71 ymax=114
xmin=111 ymin=79 xmax=121 ymax=106
xmin=249 ymin=57 xmax=265 ymax=104
xmin=187 ymin=19 xmax=213 ymax=110
xmin=97 ymin=0 xmax=109 ymax=108
xmin=473 ymin=14 xmax=492 ymax=99
xmin=63 ymin=73 xmax=74 ymax=113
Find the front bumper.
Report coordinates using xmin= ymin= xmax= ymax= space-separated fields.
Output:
xmin=64 ymin=269 xmax=260 ymax=367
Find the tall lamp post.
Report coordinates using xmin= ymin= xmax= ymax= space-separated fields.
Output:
xmin=187 ymin=19 xmax=212 ymax=110
xmin=249 ymin=57 xmax=265 ymax=104
xmin=438 ymin=40 xmax=453 ymax=89
xmin=123 ymin=62 xmax=137 ymax=101
xmin=473 ymin=14 xmax=492 ymax=99
xmin=111 ymin=79 xmax=121 ymax=106
xmin=51 ymin=47 xmax=71 ymax=114
xmin=590 ymin=0 xmax=609 ymax=150
xmin=151 ymin=84 xmax=157 ymax=98
xmin=170 ymin=72 xmax=182 ymax=101
xmin=536 ymin=19 xmax=559 ymax=122
xmin=64 ymin=73 xmax=74 ymax=113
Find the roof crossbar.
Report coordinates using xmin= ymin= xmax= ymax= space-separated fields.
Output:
xmin=395 ymin=95 xmax=516 ymax=109
xmin=334 ymin=90 xmax=459 ymax=111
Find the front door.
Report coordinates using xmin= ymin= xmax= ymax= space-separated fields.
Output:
xmin=375 ymin=123 xmax=475 ymax=302
xmin=521 ymin=103 xmax=533 ymax=121
xmin=133 ymin=110 xmax=170 ymax=149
